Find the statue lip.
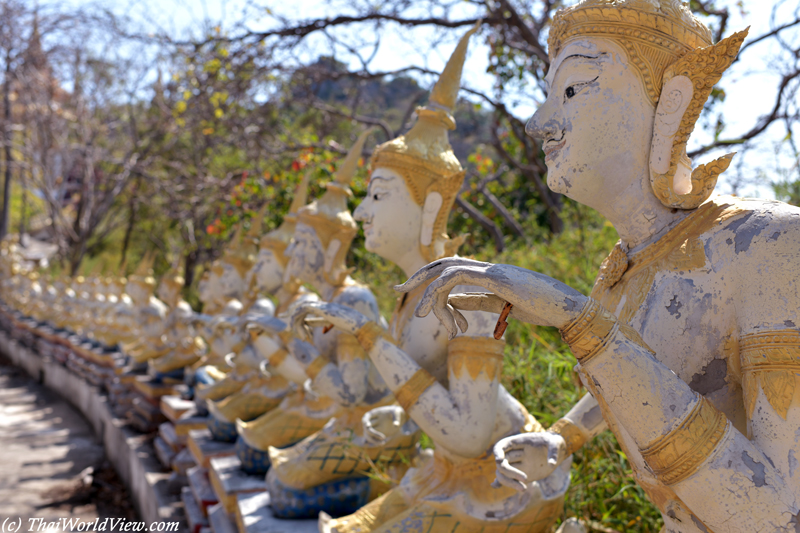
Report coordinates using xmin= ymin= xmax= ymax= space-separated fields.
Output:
xmin=544 ymin=139 xmax=566 ymax=161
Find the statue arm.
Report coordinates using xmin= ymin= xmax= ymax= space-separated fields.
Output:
xmin=564 ymin=299 xmax=799 ymax=531
xmin=305 ymin=332 xmax=371 ymax=407
xmin=359 ymin=327 xmax=501 ymax=458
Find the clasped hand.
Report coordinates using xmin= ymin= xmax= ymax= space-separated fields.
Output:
xmin=290 ymin=301 xmax=370 ymax=342
xmin=394 ymin=257 xmax=587 ymax=339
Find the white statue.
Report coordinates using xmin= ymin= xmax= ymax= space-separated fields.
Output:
xmin=395 ymin=2 xmax=800 ymax=531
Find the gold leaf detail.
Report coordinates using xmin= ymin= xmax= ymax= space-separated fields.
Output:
xmin=640 ymin=396 xmax=729 ymax=485
xmin=740 ymin=330 xmax=800 ymax=420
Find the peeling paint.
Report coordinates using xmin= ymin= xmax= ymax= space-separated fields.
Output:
xmin=741 ymin=451 xmax=767 ymax=487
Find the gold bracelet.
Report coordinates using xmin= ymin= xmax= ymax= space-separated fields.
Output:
xmin=549 ymin=418 xmax=588 ymax=456
xmin=395 ymin=368 xmax=437 ymax=411
xmin=740 ymin=330 xmax=800 ymax=419
xmin=639 ymin=396 xmax=729 ymax=486
xmin=355 ymin=321 xmax=394 ymax=352
xmin=560 ymin=298 xmax=618 ymax=365
xmin=268 ymin=348 xmax=288 ymax=368
xmin=448 ymin=336 xmax=504 ymax=381
xmin=305 ymin=356 xmax=330 ymax=380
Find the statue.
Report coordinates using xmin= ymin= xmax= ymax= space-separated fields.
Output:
xmin=121 ymin=253 xmax=170 ymax=366
xmin=394 ymin=2 xmax=800 ymax=531
xmin=262 ymin=129 xmax=416 ymax=520
xmin=235 ymin=171 xmax=336 ymax=475
xmin=149 ymin=259 xmax=207 ymax=380
xmin=292 ymin=23 xmax=570 ymax=533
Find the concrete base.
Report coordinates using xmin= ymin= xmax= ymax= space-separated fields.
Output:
xmin=188 ymin=466 xmax=219 ymax=516
xmin=208 ymin=503 xmax=238 ymax=533
xmin=162 ymin=395 xmax=196 ymax=423
xmin=209 ymin=456 xmax=267 ymax=515
xmin=0 ymin=332 xmax=184 ymax=527
xmin=172 ymin=448 xmax=197 ymax=476
xmin=160 ymin=422 xmax=184 ymax=452
xmin=182 ymin=486 xmax=209 ymax=533
xmin=188 ymin=429 xmax=236 ymax=467
xmin=235 ymin=492 xmax=318 ymax=533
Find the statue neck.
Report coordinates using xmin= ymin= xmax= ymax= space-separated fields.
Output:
xmin=600 ymin=171 xmax=689 ymax=255
xmin=394 ymin=246 xmax=429 ymax=280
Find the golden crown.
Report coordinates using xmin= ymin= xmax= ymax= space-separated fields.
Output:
xmin=220 ymin=224 xmax=257 ymax=277
xmin=298 ymin=128 xmax=374 ymax=284
xmin=260 ymin=168 xmax=311 ymax=265
xmin=548 ymin=0 xmax=746 ymax=209
xmin=370 ymin=22 xmax=479 ymax=261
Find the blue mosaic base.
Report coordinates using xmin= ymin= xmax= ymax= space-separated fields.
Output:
xmin=235 ymin=437 xmax=271 ymax=475
xmin=151 ymin=368 xmax=185 ymax=384
xmin=207 ymin=416 xmax=238 ymax=442
xmin=194 ymin=367 xmax=216 ymax=386
xmin=268 ymin=476 xmax=371 ymax=519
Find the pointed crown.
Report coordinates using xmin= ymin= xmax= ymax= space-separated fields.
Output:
xmin=128 ymin=250 xmax=156 ymax=292
xmin=370 ymin=22 xmax=479 ymax=261
xmin=159 ymin=255 xmax=185 ymax=295
xmin=549 ymin=0 xmax=747 ymax=210
xmin=297 ymin=128 xmax=374 ymax=283
xmin=220 ymin=224 xmax=257 ymax=277
xmin=260 ymin=169 xmax=311 ymax=265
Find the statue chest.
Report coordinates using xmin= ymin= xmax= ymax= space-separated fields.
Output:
xmin=599 ymin=266 xmax=748 ymax=433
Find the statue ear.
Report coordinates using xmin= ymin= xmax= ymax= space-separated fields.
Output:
xmin=420 ymin=192 xmax=443 ymax=246
xmin=650 ymin=75 xmax=694 ymax=194
xmin=324 ymin=238 xmax=341 ymax=273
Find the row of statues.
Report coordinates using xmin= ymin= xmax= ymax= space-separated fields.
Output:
xmin=1 ymin=0 xmax=798 ymax=531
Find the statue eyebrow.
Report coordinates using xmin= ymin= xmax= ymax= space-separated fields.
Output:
xmin=547 ymin=53 xmax=602 ymax=90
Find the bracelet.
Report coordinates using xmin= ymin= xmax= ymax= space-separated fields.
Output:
xmin=355 ymin=321 xmax=395 ymax=352
xmin=305 ymin=356 xmax=330 ymax=380
xmin=549 ymin=418 xmax=588 ymax=456
xmin=268 ymin=348 xmax=288 ymax=368
xmin=448 ymin=336 xmax=504 ymax=381
xmin=560 ymin=298 xmax=618 ymax=365
xmin=394 ymin=368 xmax=437 ymax=411
xmin=639 ymin=396 xmax=729 ymax=485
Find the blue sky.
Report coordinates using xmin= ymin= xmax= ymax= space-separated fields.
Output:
xmin=69 ymin=0 xmax=799 ymax=199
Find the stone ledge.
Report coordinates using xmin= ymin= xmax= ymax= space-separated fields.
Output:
xmin=0 ymin=332 xmax=186 ymax=530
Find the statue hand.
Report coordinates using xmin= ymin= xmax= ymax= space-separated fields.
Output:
xmin=290 ymin=301 xmax=369 ymax=342
xmin=492 ymin=432 xmax=567 ymax=492
xmin=395 ymin=257 xmax=587 ymax=339
xmin=362 ymin=406 xmax=408 ymax=446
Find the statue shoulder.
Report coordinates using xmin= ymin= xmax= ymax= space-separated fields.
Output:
xmin=331 ymin=280 xmax=382 ymax=322
xmin=703 ymin=197 xmax=800 ymax=262
xmin=702 ymin=198 xmax=800 ymax=314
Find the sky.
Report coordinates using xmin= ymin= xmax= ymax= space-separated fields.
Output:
xmin=67 ymin=0 xmax=799 ymax=199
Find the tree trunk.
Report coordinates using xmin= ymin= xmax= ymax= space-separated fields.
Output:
xmin=455 ymin=196 xmax=505 ymax=253
xmin=1 ymin=50 xmax=13 ymax=240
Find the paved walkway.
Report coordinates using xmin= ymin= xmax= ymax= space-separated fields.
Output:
xmin=0 ymin=358 xmax=134 ymax=524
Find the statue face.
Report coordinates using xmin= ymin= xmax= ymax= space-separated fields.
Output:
xmin=198 ymin=269 xmax=223 ymax=307
xmin=157 ymin=281 xmax=179 ymax=306
xmin=219 ymin=262 xmax=245 ymax=300
xmin=354 ymin=167 xmax=422 ymax=263
xmin=252 ymin=248 xmax=284 ymax=294
xmin=527 ymin=38 xmax=655 ymax=211
xmin=284 ymin=222 xmax=325 ymax=286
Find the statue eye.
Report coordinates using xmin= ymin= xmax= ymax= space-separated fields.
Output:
xmin=564 ymin=76 xmax=599 ymax=101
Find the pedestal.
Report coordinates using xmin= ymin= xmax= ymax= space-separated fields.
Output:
xmin=188 ymin=429 xmax=236 ymax=468
xmin=208 ymin=455 xmax=266 ymax=515
xmin=161 ymin=395 xmax=196 ymax=423
xmin=235 ymin=492 xmax=318 ymax=533
xmin=182 ymin=486 xmax=209 ymax=533
xmin=188 ymin=465 xmax=219 ymax=516
xmin=208 ymin=503 xmax=238 ymax=533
